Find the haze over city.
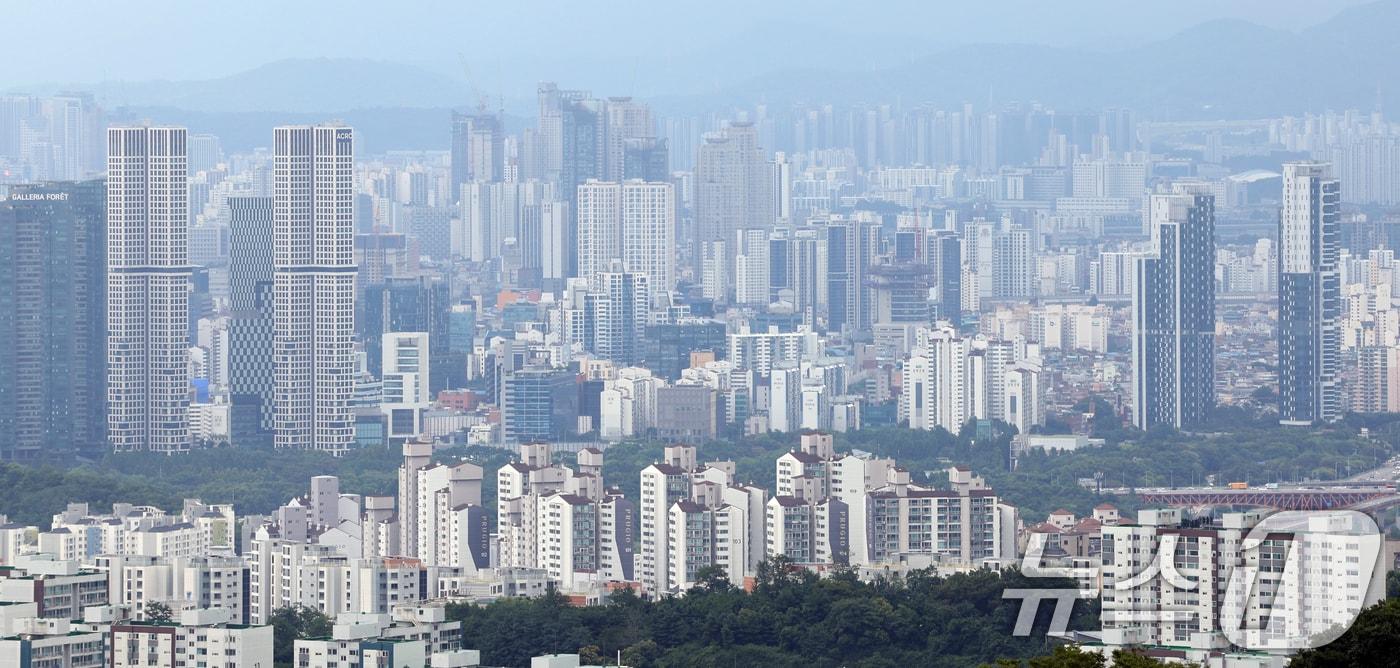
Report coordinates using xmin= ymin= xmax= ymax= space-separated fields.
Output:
xmin=3 ymin=1 xmax=1400 ymax=667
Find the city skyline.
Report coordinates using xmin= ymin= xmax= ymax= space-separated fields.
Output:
xmin=4 ymin=3 xmax=1400 ymax=666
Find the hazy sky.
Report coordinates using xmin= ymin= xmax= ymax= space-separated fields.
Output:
xmin=6 ymin=0 xmax=1377 ymax=91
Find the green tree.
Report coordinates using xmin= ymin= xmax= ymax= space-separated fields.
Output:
xmin=690 ymin=564 xmax=734 ymax=593
xmin=620 ymin=639 xmax=662 ymax=668
xmin=578 ymin=644 xmax=608 ymax=665
xmin=1288 ymin=598 xmax=1400 ymax=667
xmin=824 ymin=596 xmax=895 ymax=658
xmin=269 ymin=606 xmax=334 ymax=667
xmin=143 ymin=601 xmax=173 ymax=625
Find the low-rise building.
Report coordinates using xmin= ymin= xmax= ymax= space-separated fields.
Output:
xmin=109 ymin=608 xmax=272 ymax=668
xmin=0 ymin=617 xmax=105 ymax=668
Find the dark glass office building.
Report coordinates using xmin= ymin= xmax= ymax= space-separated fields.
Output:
xmin=0 ymin=180 xmax=106 ymax=459
xmin=227 ymin=196 xmax=275 ymax=446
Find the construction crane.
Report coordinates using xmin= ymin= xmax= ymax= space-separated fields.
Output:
xmin=456 ymin=52 xmax=491 ymax=115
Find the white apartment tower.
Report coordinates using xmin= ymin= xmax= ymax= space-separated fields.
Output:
xmin=622 ymin=180 xmax=675 ymax=292
xmin=107 ymin=126 xmax=192 ymax=453
xmin=576 ymin=180 xmax=621 ymax=282
xmin=637 ymin=445 xmax=699 ymax=596
xmin=576 ymin=179 xmax=675 ymax=291
xmin=901 ymin=327 xmax=971 ymax=433
xmin=734 ymin=228 xmax=771 ymax=305
xmin=273 ymin=125 xmax=357 ymax=452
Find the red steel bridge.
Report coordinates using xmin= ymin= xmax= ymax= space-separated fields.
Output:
xmin=1136 ymin=486 xmax=1400 ymax=511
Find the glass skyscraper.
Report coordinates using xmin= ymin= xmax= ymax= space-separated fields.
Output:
xmin=1278 ymin=162 xmax=1342 ymax=426
xmin=0 ymin=180 xmax=106 ymax=459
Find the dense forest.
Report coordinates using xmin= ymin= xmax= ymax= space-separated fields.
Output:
xmin=444 ymin=564 xmax=1098 ymax=668
xmin=3 ymin=402 xmax=1399 ymax=529
xmin=442 ymin=574 xmax=1400 ymax=668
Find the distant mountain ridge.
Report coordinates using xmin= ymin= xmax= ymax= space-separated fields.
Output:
xmin=10 ymin=58 xmax=469 ymax=113
xmin=10 ymin=1 xmax=1400 ymax=120
xmin=690 ymin=1 xmax=1400 ymax=116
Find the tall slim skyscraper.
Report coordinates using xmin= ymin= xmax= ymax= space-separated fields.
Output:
xmin=1279 ymin=162 xmax=1342 ymax=426
xmin=450 ymin=111 xmax=504 ymax=194
xmin=826 ymin=215 xmax=880 ymax=334
xmin=228 ymin=196 xmax=275 ymax=446
xmin=0 ymin=180 xmax=106 ymax=460
xmin=1132 ymin=193 xmax=1216 ymax=430
xmin=929 ymin=230 xmax=962 ymax=327
xmin=273 ymin=125 xmax=357 ymax=452
xmin=696 ymin=122 xmax=774 ymax=297
xmin=107 ymin=126 xmax=191 ymax=453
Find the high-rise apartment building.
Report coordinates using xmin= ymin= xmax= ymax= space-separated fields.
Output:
xmin=1279 ymin=162 xmax=1342 ymax=425
xmin=273 ymin=125 xmax=357 ymax=452
xmin=901 ymin=327 xmax=971 ymax=432
xmin=902 ymin=326 xmax=1035 ymax=434
xmin=637 ymin=449 xmax=695 ymax=595
xmin=1132 ymin=193 xmax=1216 ymax=429
xmin=589 ymin=266 xmax=650 ymax=365
xmin=107 ymin=126 xmax=191 ymax=453
xmin=733 ymin=229 xmax=771 ymax=305
xmin=993 ymin=226 xmax=1034 ymax=298
xmin=576 ymin=179 xmax=675 ymax=291
xmin=575 ymin=180 xmax=621 ymax=283
xmin=1352 ymin=345 xmax=1400 ymax=413
xmin=0 ymin=180 xmax=106 ymax=459
xmin=1004 ymin=362 xmax=1044 ymax=435
xmin=1101 ymin=509 xmax=1383 ymax=651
